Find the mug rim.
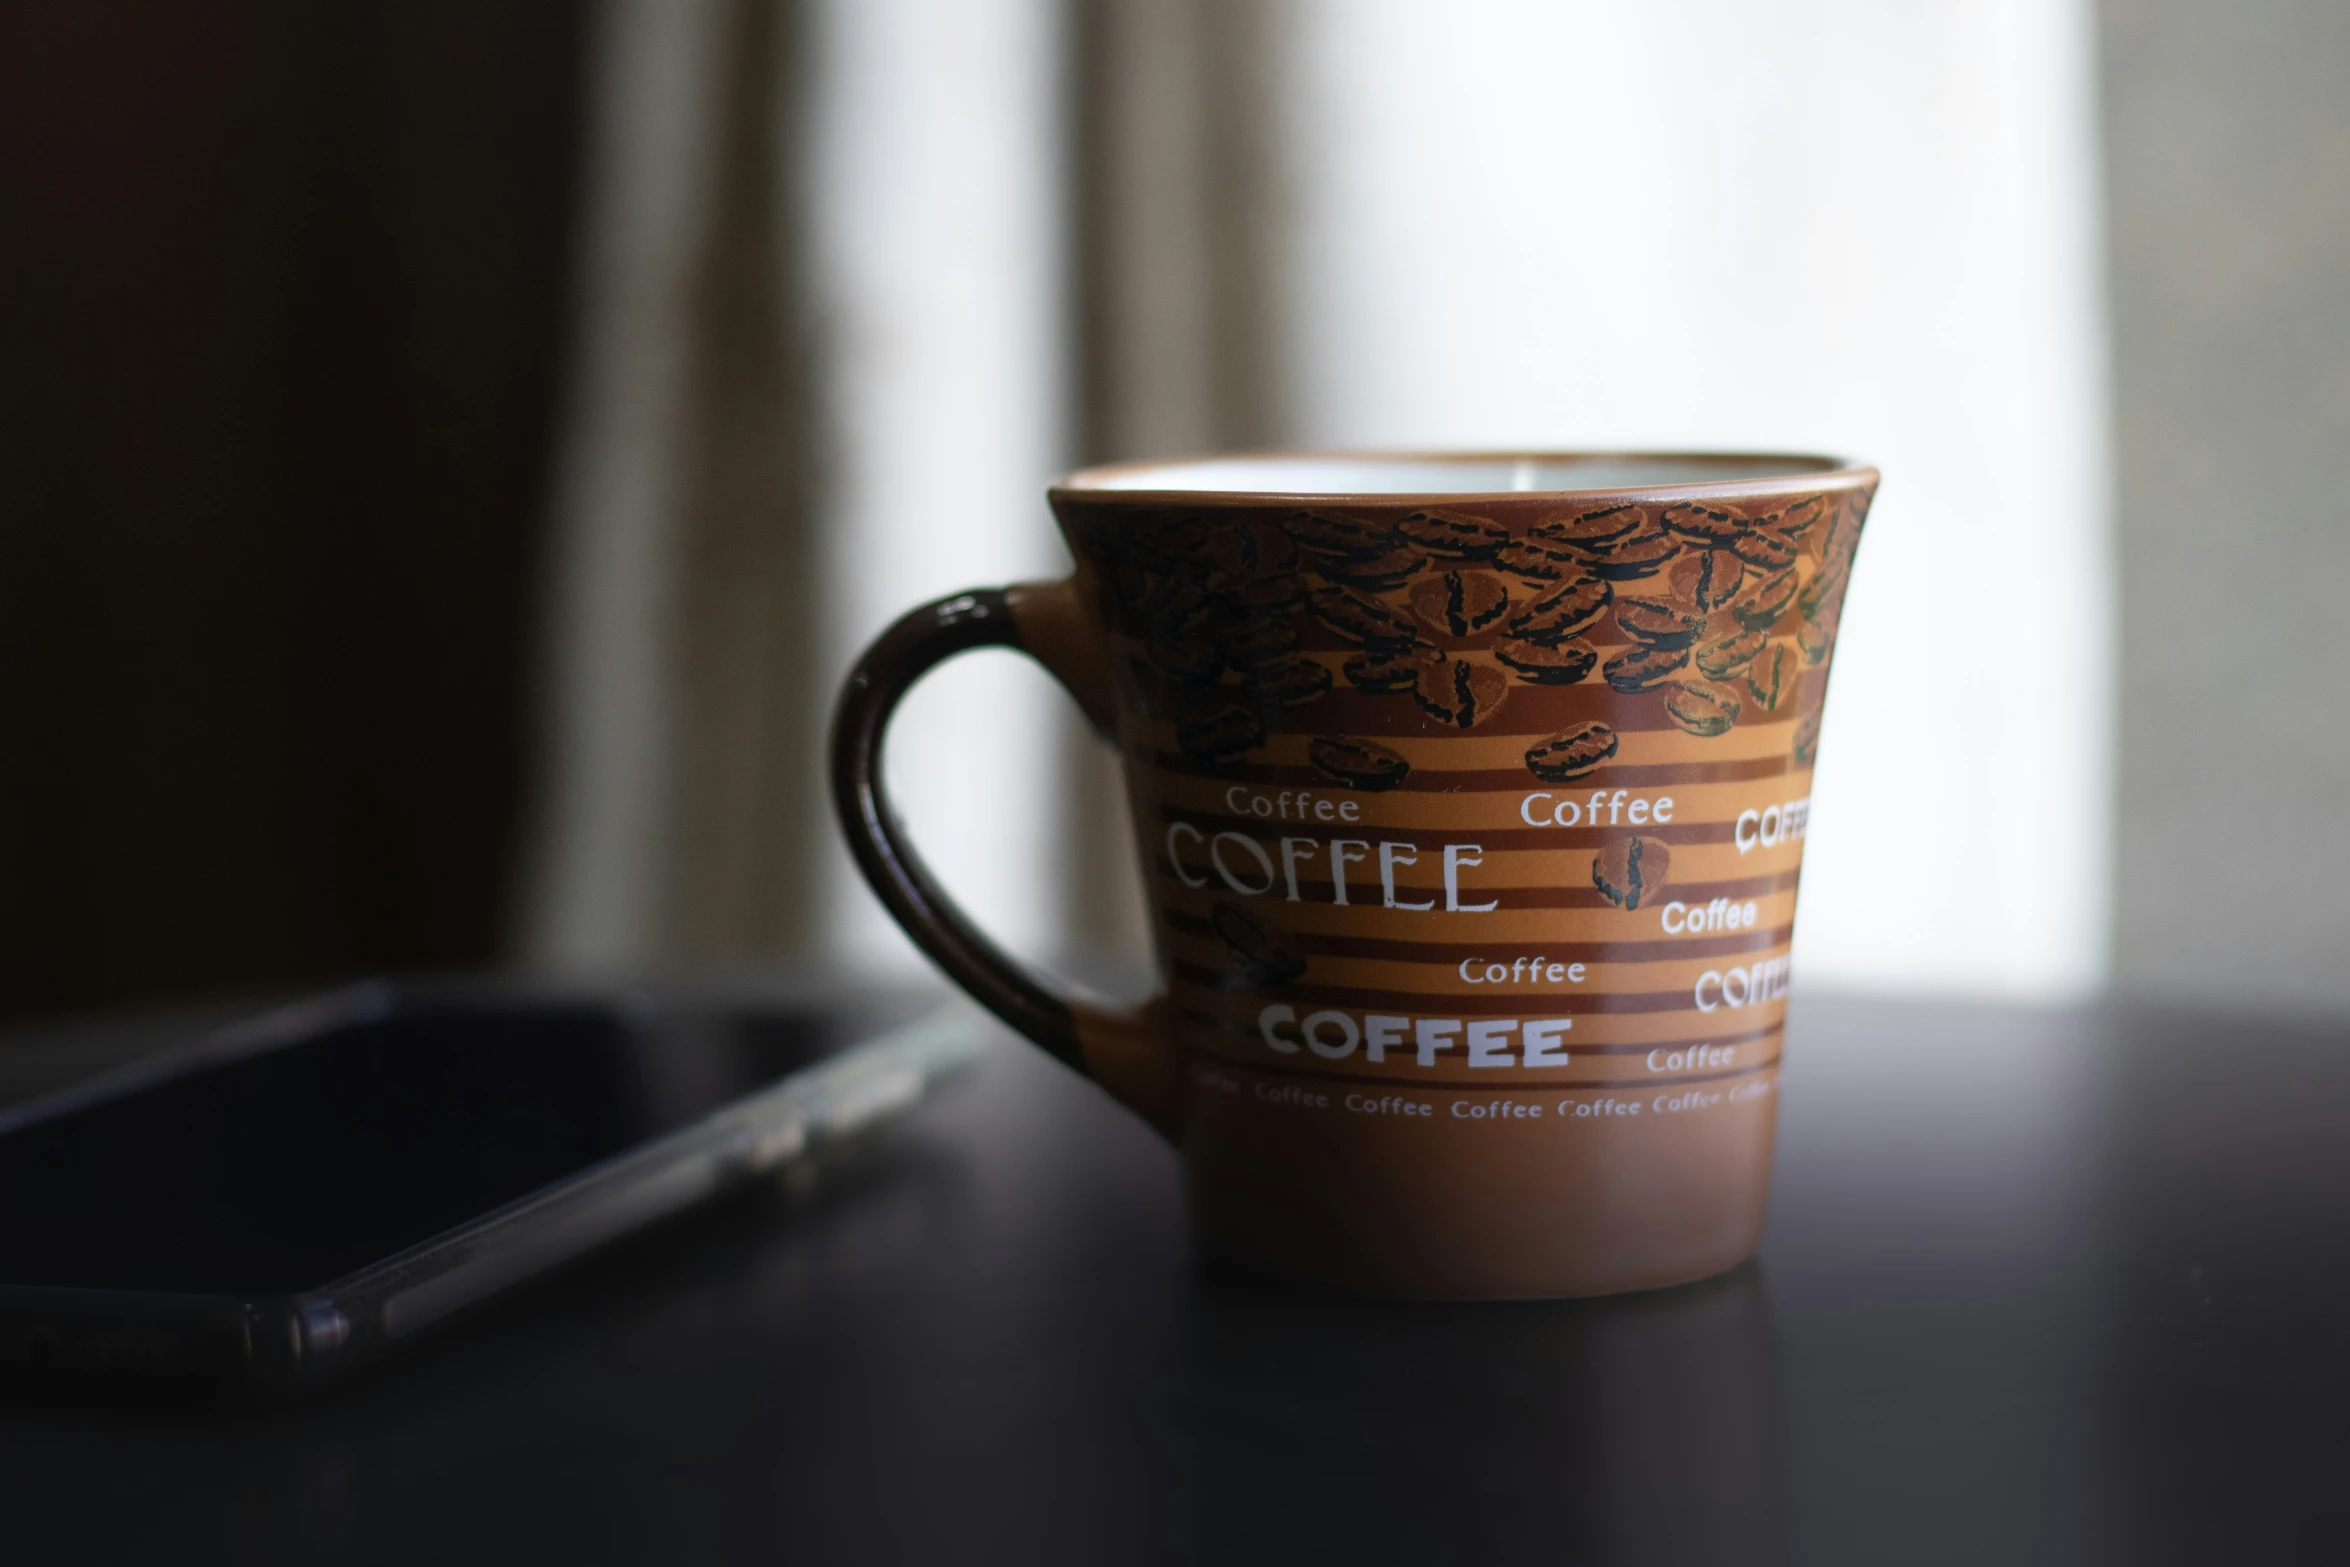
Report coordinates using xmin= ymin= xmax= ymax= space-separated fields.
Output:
xmin=1051 ymin=448 xmax=1878 ymax=507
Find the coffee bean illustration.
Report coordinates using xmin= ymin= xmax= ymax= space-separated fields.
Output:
xmin=1221 ymin=615 xmax=1300 ymax=670
xmin=1581 ymin=524 xmax=1682 ymax=581
xmin=1526 ymin=721 xmax=1620 ymax=782
xmin=1408 ymin=570 xmax=1511 ymax=637
xmin=1731 ymin=526 xmax=1799 ymax=573
xmin=1728 ymin=567 xmax=1799 ymax=631
xmin=1131 ymin=516 xmax=1216 ymax=580
xmin=1148 ymin=634 xmax=1225 ymax=686
xmin=1308 ymin=586 xmax=1421 ymax=650
xmin=1615 ymin=595 xmax=1707 ymax=648
xmin=1282 ymin=510 xmax=1399 ymax=559
xmin=1660 ymin=502 xmax=1746 ymax=547
xmin=1771 ymin=494 xmax=1828 ymax=541
xmin=1494 ymin=636 xmax=1597 ymax=685
xmin=1791 ymin=709 xmax=1822 ymax=766
xmin=1142 ymin=578 xmax=1215 ymax=637
xmin=1323 ymin=547 xmax=1427 ymax=590
xmin=1204 ymin=518 xmax=1302 ymax=578
xmin=1809 ymin=494 xmax=1865 ymax=570
xmin=1494 ymin=539 xmax=1585 ymax=582
xmin=1662 ymin=680 xmax=1741 ymax=738
xmin=1310 ymin=735 xmax=1412 ymax=792
xmin=1215 ymin=571 xmax=1307 ymax=614
xmin=1213 ymin=901 xmax=1308 ymax=987
xmin=1798 ymin=554 xmax=1851 ymax=625
xmin=1414 ymin=658 xmax=1510 ymax=728
xmin=1695 ymin=625 xmax=1766 ymax=680
xmin=1592 ymin=836 xmax=1672 ymax=911
xmin=1603 ymin=643 xmax=1690 ymax=692
xmin=1178 ymin=705 xmax=1264 ymax=764
xmin=1797 ymin=613 xmax=1837 ymax=666
xmin=1668 ymin=549 xmax=1745 ymax=611
xmin=1746 ymin=641 xmax=1794 ymax=710
xmin=1530 ymin=504 xmax=1645 ymax=549
xmin=1398 ymin=509 xmax=1509 ymax=559
xmin=1344 ymin=644 xmax=1444 ymax=692
xmin=1505 ymin=573 xmax=1611 ymax=643
xmin=1203 ymin=520 xmax=1260 ymax=577
xmin=1247 ymin=653 xmax=1334 ymax=708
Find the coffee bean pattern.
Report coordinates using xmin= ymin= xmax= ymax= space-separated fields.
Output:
xmin=1728 ymin=567 xmax=1799 ymax=632
xmin=1493 ymin=636 xmax=1597 ymax=684
xmin=1149 ymin=635 xmax=1223 ymax=686
xmin=1343 ymin=645 xmax=1445 ymax=693
xmin=1282 ymin=510 xmax=1394 ymax=559
xmin=1399 ymin=509 xmax=1509 ymax=558
xmin=1730 ymin=527 xmax=1799 ymax=573
xmin=1662 ymin=680 xmax=1741 ymax=738
xmin=1220 ymin=614 xmax=1301 ymax=671
xmin=1408 ymin=571 xmax=1511 ymax=637
xmin=1615 ymin=595 xmax=1707 ymax=648
xmin=1493 ymin=539 xmax=1582 ymax=581
xmin=1772 ymin=494 xmax=1828 ymax=541
xmin=1745 ymin=642 xmax=1793 ymax=711
xmin=1592 ymin=836 xmax=1672 ymax=911
xmin=1413 ymin=658 xmax=1510 ymax=728
xmin=1248 ymin=654 xmax=1335 ymax=709
xmin=1221 ymin=572 xmax=1307 ymax=614
xmin=1694 ymin=624 xmax=1766 ymax=681
xmin=1659 ymin=503 xmax=1744 ymax=547
xmin=1309 ymin=736 xmax=1412 ymax=791
xmin=1309 ymin=586 xmax=1420 ymax=649
xmin=1178 ymin=705 xmax=1264 ymax=764
xmin=1525 ymin=722 xmax=1620 ymax=782
xmin=1531 ymin=504 xmax=1645 ymax=548
xmin=1603 ymin=643 xmax=1690 ymax=692
xmin=1324 ymin=548 xmax=1426 ymax=590
xmin=1079 ymin=485 xmax=1868 ymax=776
xmin=1507 ymin=574 xmax=1611 ymax=643
xmin=1792 ymin=709 xmax=1823 ymax=766
xmin=1579 ymin=525 xmax=1681 ymax=581
xmin=1669 ymin=550 xmax=1745 ymax=611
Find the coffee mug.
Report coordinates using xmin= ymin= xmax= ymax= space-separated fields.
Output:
xmin=831 ymin=452 xmax=1875 ymax=1298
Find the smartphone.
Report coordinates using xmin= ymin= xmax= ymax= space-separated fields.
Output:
xmin=0 ymin=981 xmax=983 ymax=1397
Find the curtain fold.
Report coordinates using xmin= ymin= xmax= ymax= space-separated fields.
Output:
xmin=524 ymin=0 xmax=2116 ymax=1001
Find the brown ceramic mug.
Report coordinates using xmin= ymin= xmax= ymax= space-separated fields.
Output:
xmin=831 ymin=452 xmax=1876 ymax=1299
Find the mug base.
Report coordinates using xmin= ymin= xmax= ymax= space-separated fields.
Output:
xmin=1191 ymin=1219 xmax=1763 ymax=1302
xmin=1181 ymin=1060 xmax=1780 ymax=1301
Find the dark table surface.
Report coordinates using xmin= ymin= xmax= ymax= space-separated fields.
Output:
xmin=0 ymin=990 xmax=2345 ymax=1564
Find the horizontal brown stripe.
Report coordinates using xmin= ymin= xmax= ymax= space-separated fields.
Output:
xmin=1145 ymin=751 xmax=1797 ymax=790
xmin=1180 ymin=1006 xmax=1783 ymax=1058
xmin=1154 ymin=867 xmax=1803 ymax=908
xmin=1167 ymin=910 xmax=1795 ymax=964
xmin=1155 ymin=804 xmax=1797 ymax=852
xmin=1234 ymin=1056 xmax=1779 ymax=1095
xmin=1173 ymin=964 xmax=1784 ymax=1016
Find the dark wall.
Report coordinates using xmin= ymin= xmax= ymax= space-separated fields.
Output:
xmin=0 ymin=3 xmax=590 ymax=1022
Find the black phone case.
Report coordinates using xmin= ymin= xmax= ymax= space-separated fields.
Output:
xmin=0 ymin=985 xmax=980 ymax=1396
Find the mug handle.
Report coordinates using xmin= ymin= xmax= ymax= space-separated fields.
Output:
xmin=828 ymin=579 xmax=1182 ymax=1135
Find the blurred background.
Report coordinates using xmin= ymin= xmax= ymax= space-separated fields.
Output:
xmin=1 ymin=0 xmax=2342 ymax=1030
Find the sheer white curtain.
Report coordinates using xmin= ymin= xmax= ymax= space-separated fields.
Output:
xmin=527 ymin=0 xmax=2113 ymax=1003
xmin=1272 ymin=0 xmax=2114 ymax=1000
xmin=522 ymin=0 xmax=1072 ymax=977
xmin=804 ymin=0 xmax=1072 ymax=975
